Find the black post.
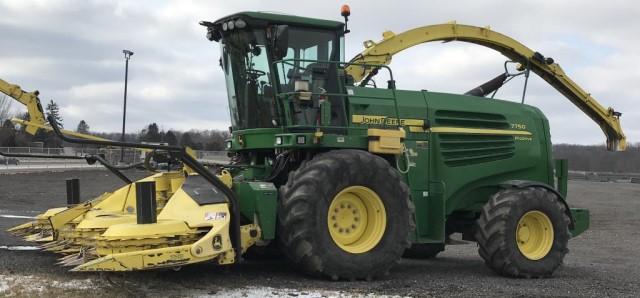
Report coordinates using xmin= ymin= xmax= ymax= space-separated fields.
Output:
xmin=66 ymin=178 xmax=80 ymax=205
xmin=120 ymin=50 xmax=134 ymax=163
xmin=135 ymin=181 xmax=157 ymax=224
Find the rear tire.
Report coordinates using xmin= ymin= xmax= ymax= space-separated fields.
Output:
xmin=277 ymin=150 xmax=414 ymax=280
xmin=475 ymin=187 xmax=570 ymax=278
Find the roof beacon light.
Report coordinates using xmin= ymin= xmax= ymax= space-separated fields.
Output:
xmin=341 ymin=4 xmax=351 ymax=34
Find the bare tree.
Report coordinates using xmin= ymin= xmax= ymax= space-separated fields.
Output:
xmin=0 ymin=95 xmax=13 ymax=123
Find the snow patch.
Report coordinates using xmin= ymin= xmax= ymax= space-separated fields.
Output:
xmin=0 ymin=275 xmax=98 ymax=295
xmin=0 ymin=279 xmax=9 ymax=294
xmin=0 ymin=246 xmax=40 ymax=251
xmin=196 ymin=286 xmax=405 ymax=298
xmin=0 ymin=214 xmax=36 ymax=219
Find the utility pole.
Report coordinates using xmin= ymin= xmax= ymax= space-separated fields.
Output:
xmin=120 ymin=49 xmax=134 ymax=163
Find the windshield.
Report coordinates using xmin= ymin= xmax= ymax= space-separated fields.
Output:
xmin=221 ymin=29 xmax=276 ymax=129
xmin=273 ymin=28 xmax=347 ymax=127
xmin=274 ymin=28 xmax=343 ymax=92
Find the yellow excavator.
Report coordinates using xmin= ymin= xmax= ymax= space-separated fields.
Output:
xmin=1 ymin=10 xmax=627 ymax=277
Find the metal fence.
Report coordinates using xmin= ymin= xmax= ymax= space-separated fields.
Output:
xmin=568 ymin=170 xmax=640 ymax=183
xmin=0 ymin=147 xmax=228 ymax=172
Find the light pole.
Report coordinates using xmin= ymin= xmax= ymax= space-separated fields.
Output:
xmin=120 ymin=49 xmax=134 ymax=163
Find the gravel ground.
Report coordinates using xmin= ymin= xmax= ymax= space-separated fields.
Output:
xmin=0 ymin=169 xmax=639 ymax=297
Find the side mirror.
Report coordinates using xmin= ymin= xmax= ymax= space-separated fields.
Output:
xmin=272 ymin=25 xmax=289 ymax=60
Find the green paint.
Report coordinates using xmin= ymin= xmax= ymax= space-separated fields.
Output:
xmin=211 ymin=12 xmax=588 ymax=246
xmin=235 ymin=181 xmax=278 ymax=240
xmin=215 ymin=11 xmax=344 ymax=30
xmin=570 ymin=208 xmax=589 ymax=237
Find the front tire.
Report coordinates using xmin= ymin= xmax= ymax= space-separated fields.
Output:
xmin=277 ymin=150 xmax=414 ymax=280
xmin=475 ymin=187 xmax=570 ymax=278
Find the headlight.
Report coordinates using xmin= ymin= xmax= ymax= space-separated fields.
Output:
xmin=235 ymin=19 xmax=246 ymax=29
xmin=275 ymin=136 xmax=283 ymax=145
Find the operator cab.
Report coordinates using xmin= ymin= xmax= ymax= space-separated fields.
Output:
xmin=202 ymin=12 xmax=347 ymax=130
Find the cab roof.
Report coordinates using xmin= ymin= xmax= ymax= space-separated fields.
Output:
xmin=213 ymin=11 xmax=344 ymax=30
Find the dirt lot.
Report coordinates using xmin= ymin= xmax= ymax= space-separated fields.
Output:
xmin=1 ymin=169 xmax=639 ymax=297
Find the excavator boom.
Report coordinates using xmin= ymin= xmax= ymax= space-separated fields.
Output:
xmin=0 ymin=78 xmax=46 ymax=135
xmin=346 ymin=23 xmax=626 ymax=151
xmin=0 ymin=78 xmax=108 ymax=141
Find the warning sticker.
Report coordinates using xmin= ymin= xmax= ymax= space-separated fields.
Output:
xmin=204 ymin=212 xmax=227 ymax=221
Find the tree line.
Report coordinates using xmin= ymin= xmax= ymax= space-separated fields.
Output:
xmin=0 ymin=98 xmax=230 ymax=151
xmin=552 ymin=144 xmax=640 ymax=173
xmin=1 ymin=97 xmax=638 ymax=171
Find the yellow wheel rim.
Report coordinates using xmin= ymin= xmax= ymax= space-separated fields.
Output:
xmin=516 ymin=210 xmax=554 ymax=260
xmin=327 ymin=186 xmax=387 ymax=254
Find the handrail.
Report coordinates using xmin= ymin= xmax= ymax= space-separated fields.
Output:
xmin=0 ymin=149 xmax=136 ymax=183
xmin=347 ymin=23 xmax=626 ymax=151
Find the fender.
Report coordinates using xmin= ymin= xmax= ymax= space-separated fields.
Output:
xmin=499 ymin=180 xmax=574 ymax=229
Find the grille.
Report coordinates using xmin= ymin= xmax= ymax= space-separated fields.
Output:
xmin=435 ymin=110 xmax=515 ymax=166
xmin=434 ymin=110 xmax=509 ymax=129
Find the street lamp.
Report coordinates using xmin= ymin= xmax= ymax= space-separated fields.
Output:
xmin=120 ymin=49 xmax=134 ymax=163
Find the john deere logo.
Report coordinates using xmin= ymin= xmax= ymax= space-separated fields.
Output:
xmin=352 ymin=115 xmax=424 ymax=127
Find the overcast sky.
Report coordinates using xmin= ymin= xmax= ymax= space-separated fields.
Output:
xmin=1 ymin=0 xmax=638 ymax=145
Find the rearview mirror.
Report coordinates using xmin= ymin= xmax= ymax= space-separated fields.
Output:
xmin=272 ymin=25 xmax=289 ymax=60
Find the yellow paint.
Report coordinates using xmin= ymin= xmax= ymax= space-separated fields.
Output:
xmin=430 ymin=127 xmax=532 ymax=136
xmin=11 ymin=119 xmax=109 ymax=141
xmin=1 ymin=78 xmax=46 ymax=135
xmin=12 ymin=172 xmax=185 ymax=251
xmin=49 ymin=202 xmax=93 ymax=232
xmin=157 ymin=188 xmax=228 ymax=228
xmin=516 ymin=211 xmax=554 ymax=260
xmin=217 ymin=170 xmax=233 ymax=189
xmin=367 ymin=128 xmax=406 ymax=154
xmin=101 ymin=220 xmax=192 ymax=239
xmin=346 ymin=23 xmax=626 ymax=151
xmin=327 ymin=186 xmax=387 ymax=254
xmin=408 ymin=126 xmax=426 ymax=133
xmin=72 ymin=244 xmax=207 ymax=271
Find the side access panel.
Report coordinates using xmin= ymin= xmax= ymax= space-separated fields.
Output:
xmin=405 ymin=90 xmax=446 ymax=244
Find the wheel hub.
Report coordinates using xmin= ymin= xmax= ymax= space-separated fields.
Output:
xmin=327 ymin=186 xmax=386 ymax=254
xmin=516 ymin=210 xmax=554 ymax=260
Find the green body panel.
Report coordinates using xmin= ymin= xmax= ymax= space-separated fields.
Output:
xmin=234 ymin=181 xmax=278 ymax=240
xmin=213 ymin=12 xmax=588 ymax=244
xmin=569 ymin=208 xmax=589 ymax=237
xmin=231 ymin=86 xmax=580 ymax=243
xmin=555 ymin=159 xmax=569 ymax=197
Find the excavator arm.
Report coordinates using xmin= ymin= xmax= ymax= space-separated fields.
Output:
xmin=0 ymin=78 xmax=107 ymax=141
xmin=346 ymin=22 xmax=626 ymax=151
xmin=0 ymin=78 xmax=47 ymax=135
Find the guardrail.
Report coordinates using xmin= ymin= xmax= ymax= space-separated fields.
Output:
xmin=568 ymin=170 xmax=640 ymax=183
xmin=0 ymin=147 xmax=229 ymax=172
